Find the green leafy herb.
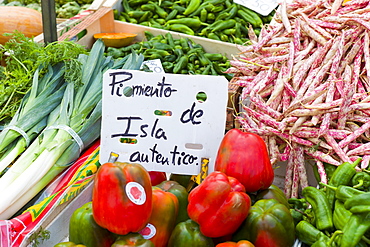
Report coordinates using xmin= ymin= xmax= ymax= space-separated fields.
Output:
xmin=0 ymin=31 xmax=87 ymax=124
xmin=29 ymin=227 xmax=50 ymax=247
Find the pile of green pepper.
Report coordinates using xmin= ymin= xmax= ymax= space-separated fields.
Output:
xmin=115 ymin=0 xmax=274 ymax=44
xmin=294 ymin=158 xmax=370 ymax=247
xmin=106 ymin=31 xmax=232 ymax=79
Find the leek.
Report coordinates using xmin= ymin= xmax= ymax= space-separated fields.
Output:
xmin=0 ymin=40 xmax=145 ymax=220
xmin=0 ymin=64 xmax=67 ymax=173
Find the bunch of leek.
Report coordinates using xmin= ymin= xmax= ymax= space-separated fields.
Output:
xmin=0 ymin=39 xmax=144 ymax=219
xmin=0 ymin=63 xmax=67 ymax=174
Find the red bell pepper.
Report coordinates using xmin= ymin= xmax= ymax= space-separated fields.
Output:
xmin=187 ymin=171 xmax=251 ymax=238
xmin=92 ymin=162 xmax=152 ymax=235
xmin=216 ymin=240 xmax=255 ymax=247
xmin=139 ymin=187 xmax=179 ymax=247
xmin=214 ymin=128 xmax=274 ymax=193
xmin=148 ymin=171 xmax=167 ymax=186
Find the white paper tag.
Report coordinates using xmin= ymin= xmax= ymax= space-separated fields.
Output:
xmin=140 ymin=59 xmax=165 ymax=73
xmin=125 ymin=182 xmax=146 ymax=205
xmin=100 ymin=70 xmax=228 ymax=175
xmin=234 ymin=0 xmax=279 ymax=16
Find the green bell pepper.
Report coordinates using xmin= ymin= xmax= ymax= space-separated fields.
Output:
xmin=167 ymin=219 xmax=214 ymax=247
xmin=54 ymin=242 xmax=86 ymax=247
xmin=156 ymin=180 xmax=189 ymax=224
xmin=255 ymin=184 xmax=290 ymax=209
xmin=69 ymin=202 xmax=115 ymax=247
xmin=112 ymin=233 xmax=154 ymax=247
xmin=232 ymin=199 xmax=295 ymax=247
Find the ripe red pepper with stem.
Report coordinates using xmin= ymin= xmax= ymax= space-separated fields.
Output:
xmin=214 ymin=128 xmax=274 ymax=193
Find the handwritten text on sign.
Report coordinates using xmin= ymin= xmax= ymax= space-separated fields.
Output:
xmin=100 ymin=70 xmax=228 ymax=175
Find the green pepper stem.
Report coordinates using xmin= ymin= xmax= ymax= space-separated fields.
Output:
xmin=319 ymin=182 xmax=337 ymax=191
xmin=353 ymin=179 xmax=364 ymax=189
xmin=352 ymin=157 xmax=362 ymax=168
xmin=362 ymin=235 xmax=370 ymax=245
xmin=328 ymin=230 xmax=343 ymax=246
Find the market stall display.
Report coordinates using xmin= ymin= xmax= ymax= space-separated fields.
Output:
xmin=112 ymin=0 xmax=274 ymax=44
xmin=0 ymin=0 xmax=370 ymax=246
xmin=228 ymin=0 xmax=370 ymax=198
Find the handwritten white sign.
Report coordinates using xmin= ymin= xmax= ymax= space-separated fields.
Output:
xmin=100 ymin=70 xmax=228 ymax=175
xmin=234 ymin=0 xmax=279 ymax=16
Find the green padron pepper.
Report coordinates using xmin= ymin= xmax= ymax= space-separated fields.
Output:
xmin=167 ymin=219 xmax=214 ymax=247
xmin=112 ymin=233 xmax=154 ymax=247
xmin=69 ymin=202 xmax=115 ymax=247
xmin=232 ymin=199 xmax=295 ymax=247
xmin=339 ymin=212 xmax=370 ymax=247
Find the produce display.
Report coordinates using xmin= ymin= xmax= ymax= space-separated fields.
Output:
xmin=114 ymin=0 xmax=274 ymax=44
xmin=1 ymin=0 xmax=370 ymax=246
xmin=53 ymin=151 xmax=298 ymax=247
xmin=105 ymin=31 xmax=232 ymax=78
xmin=228 ymin=0 xmax=370 ymax=198
xmin=0 ymin=0 xmax=92 ymax=18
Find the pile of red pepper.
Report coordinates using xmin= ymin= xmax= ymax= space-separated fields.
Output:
xmin=53 ymin=129 xmax=298 ymax=247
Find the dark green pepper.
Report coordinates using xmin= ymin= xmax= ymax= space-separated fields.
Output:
xmin=344 ymin=192 xmax=370 ymax=214
xmin=200 ymin=8 xmax=207 ymax=22
xmin=151 ymin=3 xmax=168 ymax=19
xmin=232 ymin=199 xmax=295 ymax=247
xmin=127 ymin=10 xmax=147 ymax=19
xmin=167 ymin=219 xmax=214 ymax=247
xmin=351 ymin=171 xmax=370 ymax=190
xmin=162 ymin=61 xmax=174 ymax=72
xmin=165 ymin=9 xmax=178 ymax=21
xmin=295 ymin=220 xmax=329 ymax=246
xmin=255 ymin=184 xmax=290 ymax=209
xmin=69 ymin=202 xmax=115 ymax=247
xmin=127 ymin=0 xmax=149 ymax=7
xmin=236 ymin=7 xmax=263 ymax=28
xmin=168 ymin=24 xmax=195 ymax=35
xmin=183 ymin=0 xmax=201 ymax=15
xmin=166 ymin=18 xmax=207 ymax=30
xmin=322 ymin=183 xmax=365 ymax=202
xmin=340 ymin=212 xmax=370 ymax=247
xmin=302 ymin=186 xmax=333 ymax=231
xmin=326 ymin=158 xmax=361 ymax=209
xmin=290 ymin=208 xmax=304 ymax=226
xmin=143 ymin=49 xmax=171 ymax=57
xmin=152 ymin=42 xmax=174 ymax=51
xmin=311 ymin=233 xmax=332 ymax=247
xmin=141 ymin=3 xmax=156 ymax=11
xmin=333 ymin=200 xmax=352 ymax=230
xmin=173 ymin=55 xmax=188 ymax=74
xmin=106 ymin=47 xmax=125 ymax=59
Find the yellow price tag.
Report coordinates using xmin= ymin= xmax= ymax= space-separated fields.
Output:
xmin=190 ymin=158 xmax=209 ymax=185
